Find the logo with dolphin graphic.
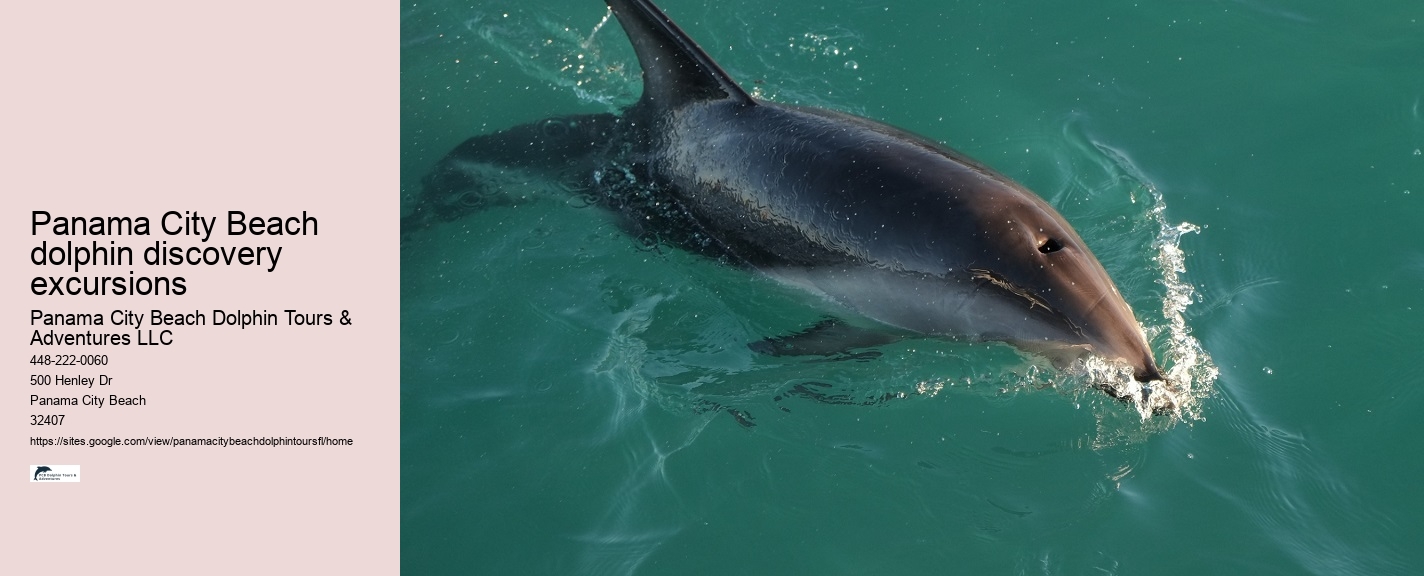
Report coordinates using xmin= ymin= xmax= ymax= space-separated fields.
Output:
xmin=30 ymin=464 xmax=80 ymax=482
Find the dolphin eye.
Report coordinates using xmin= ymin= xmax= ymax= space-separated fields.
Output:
xmin=540 ymin=119 xmax=570 ymax=138
xmin=457 ymin=190 xmax=484 ymax=208
xmin=1038 ymin=238 xmax=1063 ymax=254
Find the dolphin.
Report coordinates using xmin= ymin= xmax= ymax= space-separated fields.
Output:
xmin=405 ymin=0 xmax=1165 ymax=393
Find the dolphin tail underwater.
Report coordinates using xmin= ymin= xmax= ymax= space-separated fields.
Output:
xmin=406 ymin=0 xmax=1168 ymax=399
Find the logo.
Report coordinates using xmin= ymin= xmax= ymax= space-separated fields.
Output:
xmin=30 ymin=464 xmax=80 ymax=482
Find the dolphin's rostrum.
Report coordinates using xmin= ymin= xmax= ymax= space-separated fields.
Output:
xmin=406 ymin=0 xmax=1166 ymax=397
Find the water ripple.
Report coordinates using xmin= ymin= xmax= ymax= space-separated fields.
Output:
xmin=1207 ymin=382 xmax=1414 ymax=575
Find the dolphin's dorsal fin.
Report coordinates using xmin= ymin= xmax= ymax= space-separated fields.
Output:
xmin=605 ymin=0 xmax=754 ymax=109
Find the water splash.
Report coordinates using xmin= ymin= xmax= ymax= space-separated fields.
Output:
xmin=786 ymin=30 xmax=860 ymax=65
xmin=1065 ymin=189 xmax=1218 ymax=422
xmin=1031 ymin=123 xmax=1220 ymax=426
xmin=1146 ymin=194 xmax=1219 ymax=420
xmin=1060 ymin=190 xmax=1218 ymax=427
xmin=464 ymin=7 xmax=638 ymax=108
xmin=750 ymin=26 xmax=868 ymax=107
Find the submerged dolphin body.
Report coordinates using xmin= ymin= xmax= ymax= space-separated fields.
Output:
xmin=406 ymin=0 xmax=1165 ymax=391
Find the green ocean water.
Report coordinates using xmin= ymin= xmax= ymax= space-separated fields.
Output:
xmin=400 ymin=1 xmax=1424 ymax=574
